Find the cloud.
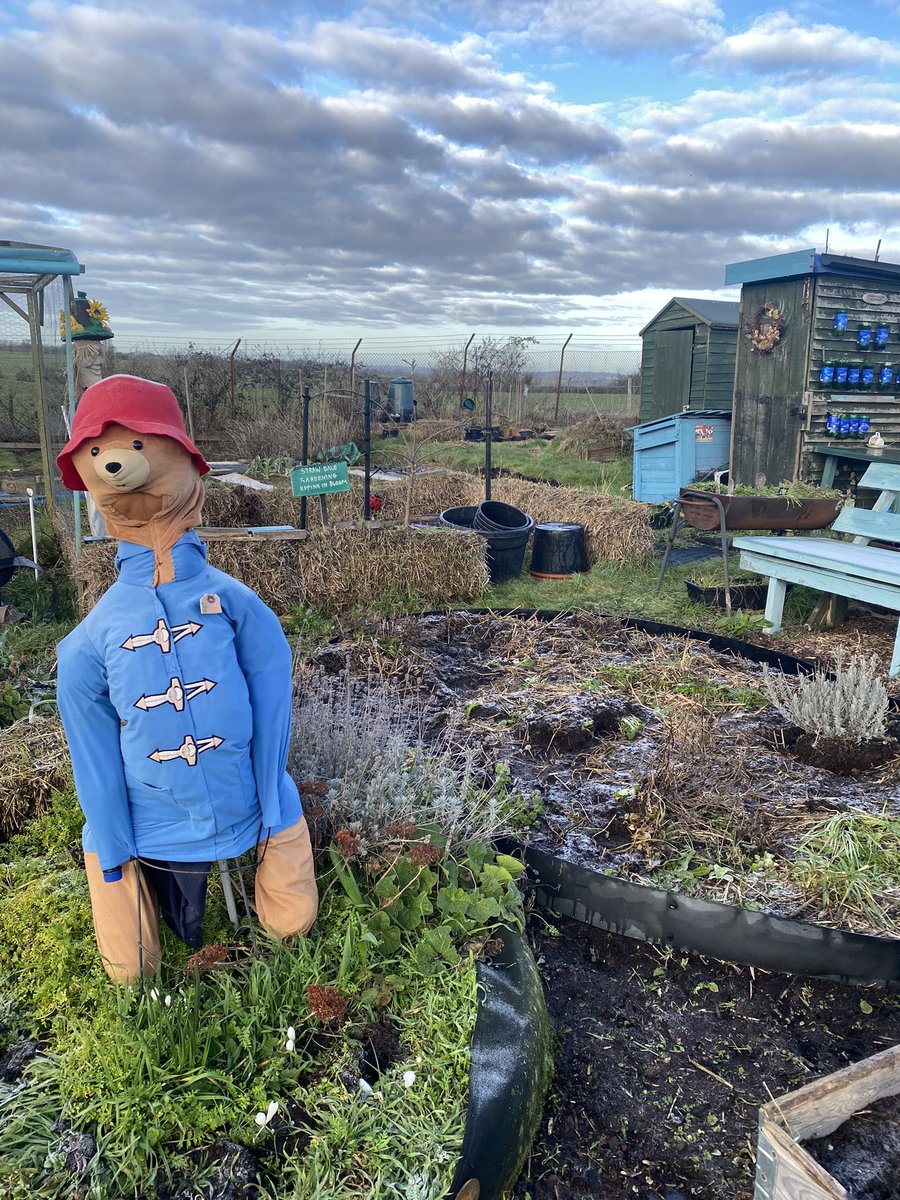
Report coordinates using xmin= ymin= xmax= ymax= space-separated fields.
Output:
xmin=704 ymin=13 xmax=900 ymax=75
xmin=4 ymin=1 xmax=900 ymax=341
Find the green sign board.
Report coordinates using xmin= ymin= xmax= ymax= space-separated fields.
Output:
xmin=290 ymin=461 xmax=351 ymax=497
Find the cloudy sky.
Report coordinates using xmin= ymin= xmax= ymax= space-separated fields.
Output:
xmin=4 ymin=0 xmax=900 ymax=346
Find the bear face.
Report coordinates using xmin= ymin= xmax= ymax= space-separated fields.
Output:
xmin=71 ymin=423 xmax=195 ymax=525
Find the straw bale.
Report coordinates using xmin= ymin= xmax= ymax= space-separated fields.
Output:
xmin=201 ymin=471 xmax=479 ymax=529
xmin=74 ymin=525 xmax=488 ymax=618
xmin=489 ymin=478 xmax=653 ymax=565
xmin=0 ymin=716 xmax=71 ymax=839
xmin=556 ymin=414 xmax=634 ymax=458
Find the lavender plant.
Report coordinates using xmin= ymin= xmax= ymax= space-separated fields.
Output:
xmin=763 ymin=650 xmax=889 ymax=744
xmin=290 ymin=669 xmax=522 ymax=853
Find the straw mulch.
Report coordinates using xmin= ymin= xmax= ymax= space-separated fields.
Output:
xmin=488 ymin=478 xmax=653 ymax=565
xmin=74 ymin=525 xmax=488 ymax=617
xmin=201 ymin=473 xmax=652 ymax=565
xmin=0 ymin=716 xmax=71 ymax=840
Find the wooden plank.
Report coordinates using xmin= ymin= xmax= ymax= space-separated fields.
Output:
xmin=737 ymin=550 xmax=900 ymax=611
xmin=832 ymin=506 xmax=900 ymax=542
xmin=859 ymin=462 xmax=900 ymax=491
xmin=733 ymin=535 xmax=900 ymax=586
xmin=762 ymin=1043 xmax=900 ymax=1142
xmin=756 ymin=1119 xmax=846 ymax=1200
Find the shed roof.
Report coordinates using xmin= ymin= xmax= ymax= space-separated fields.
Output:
xmin=639 ymin=296 xmax=741 ymax=336
xmin=725 ymin=248 xmax=900 ymax=287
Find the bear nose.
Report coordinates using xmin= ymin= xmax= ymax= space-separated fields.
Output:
xmin=105 ymin=462 xmax=122 ymax=475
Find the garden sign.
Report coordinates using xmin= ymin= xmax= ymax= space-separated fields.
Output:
xmin=290 ymin=461 xmax=351 ymax=497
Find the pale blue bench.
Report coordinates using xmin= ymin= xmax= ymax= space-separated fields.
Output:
xmin=734 ymin=462 xmax=900 ymax=676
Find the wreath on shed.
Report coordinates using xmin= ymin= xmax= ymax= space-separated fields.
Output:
xmin=744 ymin=302 xmax=786 ymax=354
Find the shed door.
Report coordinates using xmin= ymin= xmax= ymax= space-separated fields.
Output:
xmin=653 ymin=330 xmax=693 ymax=419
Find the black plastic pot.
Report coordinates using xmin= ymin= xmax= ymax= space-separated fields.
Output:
xmin=530 ymin=523 xmax=588 ymax=579
xmin=685 ymin=579 xmax=769 ymax=610
xmin=440 ymin=507 xmax=534 ymax=584
xmin=473 ymin=500 xmax=531 ymax=533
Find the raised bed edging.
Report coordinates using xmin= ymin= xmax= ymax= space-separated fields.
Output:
xmin=449 ymin=926 xmax=553 ymax=1199
xmin=507 ymin=842 xmax=900 ymax=990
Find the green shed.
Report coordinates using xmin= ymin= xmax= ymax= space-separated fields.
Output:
xmin=638 ymin=297 xmax=740 ymax=424
xmin=726 ymin=249 xmax=900 ymax=487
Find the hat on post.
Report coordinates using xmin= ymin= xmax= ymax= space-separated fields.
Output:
xmin=57 ymin=375 xmax=209 ymax=491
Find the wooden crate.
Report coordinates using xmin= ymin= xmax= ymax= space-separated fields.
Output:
xmin=754 ymin=1043 xmax=900 ymax=1199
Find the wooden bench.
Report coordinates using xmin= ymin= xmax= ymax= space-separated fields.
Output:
xmin=734 ymin=463 xmax=900 ymax=676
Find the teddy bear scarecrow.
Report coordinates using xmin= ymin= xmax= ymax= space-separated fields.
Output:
xmin=56 ymin=374 xmax=318 ymax=983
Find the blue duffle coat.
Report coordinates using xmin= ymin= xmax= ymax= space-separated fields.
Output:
xmin=57 ymin=533 xmax=302 ymax=873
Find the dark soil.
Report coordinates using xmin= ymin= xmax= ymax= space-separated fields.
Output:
xmin=805 ymin=1092 xmax=900 ymax=1200
xmin=513 ymin=911 xmax=900 ymax=1200
xmin=311 ymin=610 xmax=900 ymax=934
xmin=772 ymin=726 xmax=900 ymax=774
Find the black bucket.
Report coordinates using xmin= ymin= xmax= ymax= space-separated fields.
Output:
xmin=530 ymin=523 xmax=588 ymax=579
xmin=440 ymin=507 xmax=533 ymax=584
xmin=439 ymin=505 xmax=477 ymax=529
xmin=473 ymin=500 xmax=531 ymax=533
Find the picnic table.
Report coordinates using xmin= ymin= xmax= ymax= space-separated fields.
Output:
xmin=813 ymin=443 xmax=900 ymax=488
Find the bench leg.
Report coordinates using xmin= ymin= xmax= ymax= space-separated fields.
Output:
xmin=763 ymin=578 xmax=788 ymax=633
xmin=891 ymin=621 xmax=900 ymax=679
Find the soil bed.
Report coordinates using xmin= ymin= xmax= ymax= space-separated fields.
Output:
xmin=513 ymin=911 xmax=900 ymax=1200
xmin=805 ymin=1091 xmax=900 ymax=1200
xmin=309 ymin=610 xmax=900 ymax=936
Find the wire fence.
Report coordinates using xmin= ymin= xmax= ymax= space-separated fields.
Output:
xmin=1 ymin=331 xmax=642 ymax=463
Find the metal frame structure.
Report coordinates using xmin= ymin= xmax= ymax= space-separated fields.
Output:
xmin=0 ymin=241 xmax=84 ymax=520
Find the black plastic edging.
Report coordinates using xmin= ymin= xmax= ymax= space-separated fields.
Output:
xmin=503 ymin=842 xmax=900 ymax=989
xmin=449 ymin=926 xmax=553 ymax=1200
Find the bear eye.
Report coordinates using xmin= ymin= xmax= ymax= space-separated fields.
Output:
xmin=90 ymin=447 xmax=100 ymax=457
xmin=132 ymin=439 xmax=144 ymax=450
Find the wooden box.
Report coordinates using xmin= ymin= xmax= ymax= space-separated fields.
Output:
xmin=754 ymin=1043 xmax=900 ymax=1199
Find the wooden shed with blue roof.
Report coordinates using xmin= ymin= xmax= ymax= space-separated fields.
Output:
xmin=638 ymin=296 xmax=740 ymax=424
xmin=726 ymin=248 xmax=900 ymax=488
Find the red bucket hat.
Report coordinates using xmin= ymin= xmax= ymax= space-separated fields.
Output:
xmin=57 ymin=375 xmax=210 ymax=491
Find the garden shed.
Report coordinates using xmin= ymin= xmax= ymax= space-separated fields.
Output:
xmin=726 ymin=248 xmax=900 ymax=487
xmin=638 ymin=296 xmax=740 ymax=424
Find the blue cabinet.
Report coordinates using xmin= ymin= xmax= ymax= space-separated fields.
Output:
xmin=630 ymin=410 xmax=732 ymax=504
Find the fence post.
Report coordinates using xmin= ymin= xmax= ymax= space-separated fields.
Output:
xmin=460 ymin=332 xmax=475 ymax=411
xmin=300 ymin=384 xmax=310 ymax=531
xmin=227 ymin=338 xmax=241 ymax=420
xmin=363 ymin=379 xmax=372 ymax=520
xmin=485 ymin=371 xmax=493 ymax=503
xmin=553 ymin=333 xmax=573 ymax=422
xmin=350 ymin=338 xmax=362 ymax=403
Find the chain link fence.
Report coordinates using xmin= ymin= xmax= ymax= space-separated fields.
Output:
xmin=101 ymin=334 xmax=641 ymax=459
xmin=1 ymin=331 xmax=641 ymax=497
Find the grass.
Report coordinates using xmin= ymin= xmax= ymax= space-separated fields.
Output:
xmin=790 ymin=811 xmax=900 ymax=933
xmin=376 ymin=436 xmax=633 ymax=492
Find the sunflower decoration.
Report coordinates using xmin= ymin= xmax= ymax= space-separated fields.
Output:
xmin=744 ymin=301 xmax=786 ymax=355
xmin=86 ymin=298 xmax=110 ymax=325
xmin=58 ymin=310 xmax=85 ymax=339
xmin=60 ymin=291 xmax=114 ymax=341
